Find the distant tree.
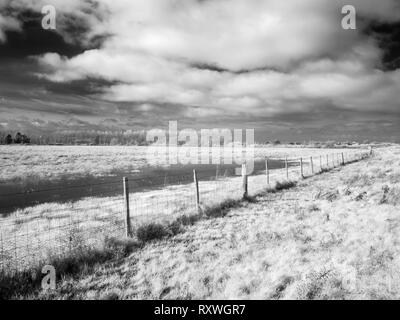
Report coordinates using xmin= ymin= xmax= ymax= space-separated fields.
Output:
xmin=21 ymin=134 xmax=30 ymax=144
xmin=273 ymin=140 xmax=281 ymax=145
xmin=94 ymin=135 xmax=100 ymax=145
xmin=5 ymin=134 xmax=12 ymax=144
xmin=14 ymin=132 xmax=22 ymax=144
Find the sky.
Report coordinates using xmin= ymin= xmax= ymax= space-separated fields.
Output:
xmin=0 ymin=0 xmax=399 ymax=142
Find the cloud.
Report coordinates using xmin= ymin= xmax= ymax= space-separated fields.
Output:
xmin=6 ymin=0 xmax=400 ymax=125
xmin=0 ymin=14 xmax=21 ymax=42
xmin=0 ymin=0 xmax=108 ymax=46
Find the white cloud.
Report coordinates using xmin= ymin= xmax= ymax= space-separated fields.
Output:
xmin=34 ymin=0 xmax=400 ymax=117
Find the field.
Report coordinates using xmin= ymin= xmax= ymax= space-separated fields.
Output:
xmin=1 ymin=144 xmax=390 ymax=299
xmin=17 ymin=144 xmax=399 ymax=300
xmin=0 ymin=146 xmax=366 ymax=270
xmin=0 ymin=144 xmax=360 ymax=183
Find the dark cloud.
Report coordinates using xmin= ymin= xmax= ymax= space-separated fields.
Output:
xmin=366 ymin=21 xmax=400 ymax=70
xmin=0 ymin=11 xmax=87 ymax=59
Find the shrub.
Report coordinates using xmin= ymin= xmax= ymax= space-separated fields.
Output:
xmin=136 ymin=223 xmax=168 ymax=243
xmin=104 ymin=237 xmax=140 ymax=257
xmin=204 ymin=199 xmax=242 ymax=218
xmin=275 ymin=180 xmax=297 ymax=191
xmin=174 ymin=214 xmax=199 ymax=226
xmin=167 ymin=221 xmax=182 ymax=235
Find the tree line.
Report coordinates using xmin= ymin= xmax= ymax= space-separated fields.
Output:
xmin=0 ymin=130 xmax=150 ymax=146
xmin=0 ymin=132 xmax=31 ymax=144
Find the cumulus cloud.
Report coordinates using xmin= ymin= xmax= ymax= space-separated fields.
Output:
xmin=32 ymin=0 xmax=400 ymax=117
xmin=0 ymin=14 xmax=21 ymax=42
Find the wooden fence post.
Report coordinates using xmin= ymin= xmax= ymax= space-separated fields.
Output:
xmin=193 ymin=169 xmax=200 ymax=215
xmin=285 ymin=157 xmax=289 ymax=180
xmin=319 ymin=155 xmax=322 ymax=171
xmin=300 ymin=157 xmax=304 ymax=178
xmin=341 ymin=153 xmax=345 ymax=165
xmin=326 ymin=154 xmax=329 ymax=168
xmin=123 ymin=177 xmax=132 ymax=237
xmin=242 ymin=163 xmax=248 ymax=199
xmin=265 ymin=157 xmax=270 ymax=185
xmin=310 ymin=156 xmax=314 ymax=175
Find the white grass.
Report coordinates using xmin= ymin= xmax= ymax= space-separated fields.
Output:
xmin=0 ymin=145 xmax=367 ymax=275
xmin=21 ymin=145 xmax=400 ymax=300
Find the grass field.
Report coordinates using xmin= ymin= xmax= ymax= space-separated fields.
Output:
xmin=2 ymin=144 xmax=390 ymax=299
xmin=15 ymin=144 xmax=396 ymax=300
xmin=0 ymin=151 xmax=308 ymax=271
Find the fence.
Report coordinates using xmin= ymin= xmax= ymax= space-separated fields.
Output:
xmin=0 ymin=149 xmax=372 ymax=272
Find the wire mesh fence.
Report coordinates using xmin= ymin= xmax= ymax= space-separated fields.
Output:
xmin=0 ymin=149 xmax=372 ymax=273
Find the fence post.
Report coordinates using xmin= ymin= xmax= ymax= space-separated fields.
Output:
xmin=265 ymin=157 xmax=270 ymax=185
xmin=193 ymin=169 xmax=200 ymax=215
xmin=319 ymin=155 xmax=322 ymax=171
xmin=123 ymin=177 xmax=132 ymax=237
xmin=310 ymin=156 xmax=314 ymax=175
xmin=341 ymin=153 xmax=345 ymax=165
xmin=0 ymin=229 xmax=3 ymax=272
xmin=242 ymin=163 xmax=248 ymax=199
xmin=300 ymin=157 xmax=304 ymax=178
xmin=326 ymin=154 xmax=329 ymax=168
xmin=285 ymin=157 xmax=289 ymax=180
